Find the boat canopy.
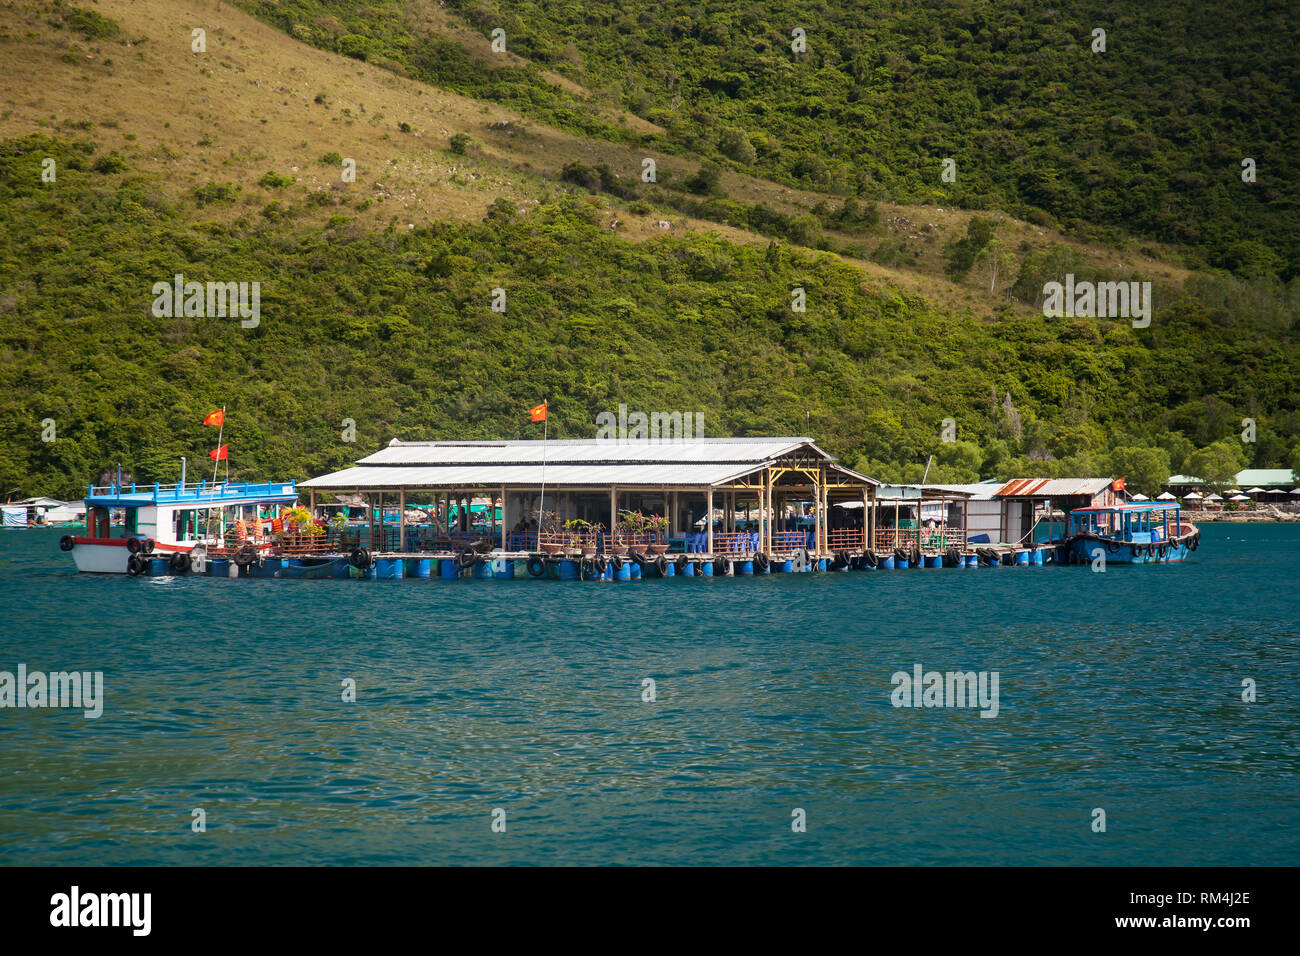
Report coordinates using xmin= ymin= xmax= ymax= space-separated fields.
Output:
xmin=85 ymin=480 xmax=298 ymax=509
xmin=1070 ymin=501 xmax=1180 ymax=514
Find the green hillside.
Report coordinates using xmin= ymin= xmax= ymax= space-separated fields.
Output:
xmin=2 ymin=134 xmax=1297 ymax=501
xmin=237 ymin=0 xmax=1300 ymax=275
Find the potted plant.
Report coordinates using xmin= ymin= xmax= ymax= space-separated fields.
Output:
xmin=538 ymin=510 xmax=565 ymax=554
xmin=646 ymin=514 xmax=670 ymax=553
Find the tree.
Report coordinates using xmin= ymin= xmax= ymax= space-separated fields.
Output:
xmin=1186 ymin=438 xmax=1248 ymax=493
xmin=974 ymin=238 xmax=1016 ymax=294
xmin=1108 ymin=445 xmax=1172 ymax=497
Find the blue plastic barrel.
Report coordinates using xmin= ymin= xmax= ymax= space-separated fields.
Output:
xmin=614 ymin=560 xmax=631 ymax=580
xmin=439 ymin=559 xmax=459 ymax=578
xmin=209 ymin=558 xmax=230 ymax=577
xmin=1015 ymin=550 xmax=1030 ymax=566
xmin=149 ymin=557 xmax=168 ymax=576
xmin=372 ymin=558 xmax=400 ymax=579
xmin=895 ymin=556 xmax=909 ymax=569
xmin=629 ymin=561 xmax=642 ymax=579
xmin=407 ymin=558 xmax=431 ymax=578
xmin=662 ymin=561 xmax=675 ymax=577
xmin=1030 ymin=549 xmax=1044 ymax=566
xmin=329 ymin=559 xmax=350 ymax=578
xmin=556 ymin=560 xmax=578 ymax=580
xmin=964 ymin=554 xmax=978 ymax=568
xmin=925 ymin=554 xmax=943 ymax=568
xmin=492 ymin=559 xmax=513 ymax=579
xmin=736 ymin=559 xmax=753 ymax=574
xmin=700 ymin=560 xmax=714 ymax=575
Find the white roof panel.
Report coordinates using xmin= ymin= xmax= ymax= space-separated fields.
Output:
xmin=301 ymin=462 xmax=768 ymax=489
xmin=357 ymin=437 xmax=817 ymax=466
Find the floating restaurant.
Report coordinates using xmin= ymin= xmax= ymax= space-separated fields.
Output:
xmin=59 ymin=435 xmax=1200 ymax=578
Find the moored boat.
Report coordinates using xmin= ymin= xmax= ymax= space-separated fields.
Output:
xmin=1059 ymin=501 xmax=1200 ymax=564
xmin=62 ymin=479 xmax=299 ymax=574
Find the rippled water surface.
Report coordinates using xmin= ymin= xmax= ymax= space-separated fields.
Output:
xmin=1 ymin=524 xmax=1297 ymax=865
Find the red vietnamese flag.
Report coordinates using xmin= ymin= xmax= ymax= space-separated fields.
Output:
xmin=209 ymin=444 xmax=228 ymax=461
xmin=203 ymin=409 xmax=225 ymax=427
xmin=529 ymin=401 xmax=548 ymax=423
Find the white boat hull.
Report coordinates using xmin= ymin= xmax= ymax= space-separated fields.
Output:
xmin=69 ymin=539 xmax=134 ymax=574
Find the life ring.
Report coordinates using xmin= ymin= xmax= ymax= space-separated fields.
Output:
xmin=170 ymin=552 xmax=190 ymax=574
xmin=609 ymin=554 xmax=624 ymax=572
xmin=126 ymin=537 xmax=142 ymax=553
xmin=234 ymin=544 xmax=258 ymax=567
xmin=674 ymin=553 xmax=689 ymax=573
xmin=754 ymin=552 xmax=770 ymax=572
xmin=126 ymin=552 xmax=147 ymax=575
xmin=349 ymin=547 xmax=371 ymax=570
xmin=458 ymin=548 xmax=477 ymax=569
xmin=654 ymin=554 xmax=668 ymax=576
xmin=59 ymin=535 xmax=75 ymax=552
xmin=526 ymin=554 xmax=547 ymax=577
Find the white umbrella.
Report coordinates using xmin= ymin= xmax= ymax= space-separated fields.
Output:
xmin=1230 ymin=494 xmax=1250 ymax=502
xmin=1226 ymin=489 xmax=1241 ymax=495
xmin=1245 ymin=487 xmax=1267 ymax=494
xmin=1156 ymin=492 xmax=1176 ymax=500
xmin=1290 ymin=488 xmax=1300 ymax=495
xmin=1130 ymin=493 xmax=1149 ymax=501
xmin=1182 ymin=491 xmax=1203 ymax=500
xmin=1204 ymin=493 xmax=1222 ymax=501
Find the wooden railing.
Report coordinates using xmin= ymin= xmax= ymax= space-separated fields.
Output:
xmin=769 ymin=530 xmax=809 ymax=553
xmin=712 ymin=531 xmax=756 ymax=555
xmin=825 ymin=529 xmax=867 ymax=551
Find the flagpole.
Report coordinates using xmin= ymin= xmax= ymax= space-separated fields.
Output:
xmin=207 ymin=406 xmax=225 ymax=545
xmin=537 ymin=401 xmax=548 ymax=533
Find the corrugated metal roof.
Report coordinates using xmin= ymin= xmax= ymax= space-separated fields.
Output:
xmin=301 ymin=462 xmax=772 ymax=489
xmin=994 ymin=477 xmax=1113 ymax=498
xmin=357 ymin=437 xmax=818 ymax=466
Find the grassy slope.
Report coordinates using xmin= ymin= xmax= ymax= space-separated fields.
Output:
xmin=0 ymin=0 xmax=1296 ymax=500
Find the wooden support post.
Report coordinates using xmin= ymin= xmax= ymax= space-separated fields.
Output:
xmin=706 ymin=488 xmax=714 ymax=555
xmin=610 ymin=486 xmax=617 ymax=550
xmin=398 ymin=489 xmax=406 ymax=552
xmin=861 ymin=487 xmax=869 ymax=552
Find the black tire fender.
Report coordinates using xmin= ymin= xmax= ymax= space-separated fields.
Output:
xmin=674 ymin=553 xmax=689 ymax=573
xmin=526 ymin=554 xmax=547 ymax=577
xmin=170 ymin=552 xmax=190 ymax=574
xmin=59 ymin=535 xmax=75 ymax=552
xmin=753 ymin=552 xmax=770 ymax=572
xmin=126 ymin=552 xmax=146 ymax=575
xmin=126 ymin=537 xmax=142 ymax=554
xmin=349 ymin=547 xmax=371 ymax=570
xmin=654 ymin=554 xmax=668 ymax=576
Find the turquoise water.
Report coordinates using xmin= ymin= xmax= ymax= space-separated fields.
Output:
xmin=1 ymin=524 xmax=1296 ymax=866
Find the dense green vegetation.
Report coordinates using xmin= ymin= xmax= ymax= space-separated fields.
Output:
xmin=2 ymin=136 xmax=1297 ymax=500
xmin=236 ymin=0 xmax=1300 ymax=277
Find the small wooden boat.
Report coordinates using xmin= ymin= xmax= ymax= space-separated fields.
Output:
xmin=1059 ymin=501 xmax=1200 ymax=564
